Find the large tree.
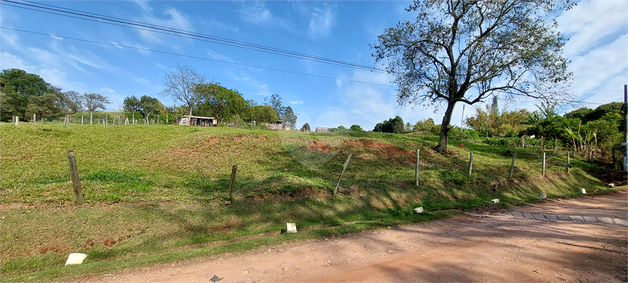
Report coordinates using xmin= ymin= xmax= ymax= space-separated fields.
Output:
xmin=0 ymin=68 xmax=51 ymax=121
xmin=161 ymin=65 xmax=207 ymax=125
xmin=195 ymin=83 xmax=248 ymax=124
xmin=373 ymin=0 xmax=573 ymax=153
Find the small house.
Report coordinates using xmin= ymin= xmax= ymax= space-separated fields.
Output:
xmin=176 ymin=115 xmax=217 ymax=127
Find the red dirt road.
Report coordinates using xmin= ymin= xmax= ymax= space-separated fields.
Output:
xmin=87 ymin=191 xmax=628 ymax=283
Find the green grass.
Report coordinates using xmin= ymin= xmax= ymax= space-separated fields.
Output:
xmin=0 ymin=122 xmax=620 ymax=281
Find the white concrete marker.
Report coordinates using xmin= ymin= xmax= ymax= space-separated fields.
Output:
xmin=540 ymin=193 xmax=547 ymax=200
xmin=413 ymin=207 xmax=424 ymax=214
xmin=579 ymin=188 xmax=587 ymax=194
xmin=286 ymin=223 xmax=297 ymax=233
xmin=65 ymin=253 xmax=88 ymax=266
xmin=491 ymin=199 xmax=500 ymax=204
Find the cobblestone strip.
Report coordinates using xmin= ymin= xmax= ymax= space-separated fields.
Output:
xmin=506 ymin=211 xmax=628 ymax=227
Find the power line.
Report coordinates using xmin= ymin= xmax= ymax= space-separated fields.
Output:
xmin=0 ymin=26 xmax=395 ymax=87
xmin=1 ymin=0 xmax=387 ymax=73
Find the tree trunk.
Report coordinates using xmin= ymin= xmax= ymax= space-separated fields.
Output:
xmin=436 ymin=101 xmax=456 ymax=153
xmin=188 ymin=107 xmax=193 ymax=126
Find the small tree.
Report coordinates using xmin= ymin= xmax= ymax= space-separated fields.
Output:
xmin=161 ymin=65 xmax=207 ymax=125
xmin=301 ymin=122 xmax=311 ymax=132
xmin=82 ymin=93 xmax=110 ymax=116
xmin=350 ymin=124 xmax=364 ymax=132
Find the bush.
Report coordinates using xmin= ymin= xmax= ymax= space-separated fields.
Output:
xmin=350 ymin=124 xmax=364 ymax=132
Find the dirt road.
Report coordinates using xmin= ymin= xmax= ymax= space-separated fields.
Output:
xmin=88 ymin=191 xmax=627 ymax=282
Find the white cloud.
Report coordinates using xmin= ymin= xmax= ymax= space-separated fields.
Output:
xmin=27 ymin=47 xmax=61 ymax=68
xmin=49 ymin=34 xmax=63 ymax=40
xmin=237 ymin=1 xmax=294 ymax=32
xmin=110 ymin=41 xmax=123 ymax=49
xmin=206 ymin=49 xmax=231 ymax=62
xmin=39 ymin=67 xmax=86 ymax=93
xmin=289 ymin=100 xmax=304 ymax=105
xmin=555 ymin=0 xmax=628 ymax=109
xmin=239 ymin=1 xmax=272 ymax=25
xmin=558 ymin=0 xmax=628 ymax=57
xmin=226 ymin=70 xmax=271 ymax=96
xmin=137 ymin=7 xmax=193 ymax=44
xmin=308 ymin=5 xmax=336 ymax=40
xmin=0 ymin=52 xmax=35 ymax=72
xmin=568 ymin=33 xmax=627 ymax=98
xmin=133 ymin=0 xmax=153 ymax=12
xmin=336 ymin=70 xmax=397 ymax=129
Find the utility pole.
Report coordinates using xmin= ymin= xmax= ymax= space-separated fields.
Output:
xmin=461 ymin=104 xmax=465 ymax=129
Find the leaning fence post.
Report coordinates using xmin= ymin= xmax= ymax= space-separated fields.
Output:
xmin=509 ymin=153 xmax=516 ymax=179
xmin=415 ymin=149 xmax=420 ymax=186
xmin=542 ymin=152 xmax=546 ymax=177
xmin=334 ymin=153 xmax=352 ymax=195
xmin=228 ymin=165 xmax=238 ymax=201
xmin=67 ymin=150 xmax=84 ymax=205
xmin=468 ymin=152 xmax=474 ymax=176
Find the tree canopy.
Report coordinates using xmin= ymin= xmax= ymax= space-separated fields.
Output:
xmin=0 ymin=68 xmax=52 ymax=121
xmin=195 ymin=83 xmax=248 ymax=124
xmin=373 ymin=116 xmax=405 ymax=134
xmin=373 ymin=0 xmax=573 ymax=152
xmin=162 ymin=65 xmax=207 ymax=123
xmin=83 ymin=93 xmax=110 ymax=112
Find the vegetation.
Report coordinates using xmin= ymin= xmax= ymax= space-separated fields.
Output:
xmin=1 ymin=121 xmax=619 ymax=281
xmin=373 ymin=116 xmax=404 ymax=134
xmin=373 ymin=0 xmax=573 ymax=153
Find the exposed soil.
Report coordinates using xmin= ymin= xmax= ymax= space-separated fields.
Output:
xmin=84 ymin=190 xmax=627 ymax=283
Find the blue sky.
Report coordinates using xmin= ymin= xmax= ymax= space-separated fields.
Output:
xmin=1 ymin=0 xmax=626 ymax=130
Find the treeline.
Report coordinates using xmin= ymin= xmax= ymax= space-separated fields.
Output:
xmin=370 ymin=97 xmax=625 ymax=167
xmin=160 ymin=65 xmax=297 ymax=127
xmin=1 ymin=68 xmax=297 ymax=127
xmin=0 ymin=69 xmax=110 ymax=122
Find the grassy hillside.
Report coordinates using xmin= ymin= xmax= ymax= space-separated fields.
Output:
xmin=0 ymin=123 xmax=617 ymax=280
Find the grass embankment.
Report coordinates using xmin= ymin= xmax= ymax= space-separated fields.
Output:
xmin=0 ymin=123 xmax=619 ymax=281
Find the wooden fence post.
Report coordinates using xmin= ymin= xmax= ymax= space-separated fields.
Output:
xmin=67 ymin=150 xmax=84 ymax=205
xmin=542 ymin=152 xmax=546 ymax=177
xmin=468 ymin=152 xmax=474 ymax=176
xmin=33 ymin=114 xmax=36 ymax=125
xmin=521 ymin=136 xmax=525 ymax=148
xmin=509 ymin=153 xmax=516 ymax=179
xmin=90 ymin=112 xmax=93 ymax=125
xmin=106 ymin=114 xmax=108 ymax=126
xmin=334 ymin=153 xmax=352 ymax=195
xmin=567 ymin=152 xmax=570 ymax=173
xmin=81 ymin=116 xmax=84 ymax=125
xmin=415 ymin=149 xmax=420 ymax=186
xmin=228 ymin=165 xmax=238 ymax=201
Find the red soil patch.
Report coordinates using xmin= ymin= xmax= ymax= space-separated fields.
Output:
xmin=344 ymin=139 xmax=413 ymax=157
xmin=307 ymin=140 xmax=332 ymax=152
xmin=458 ymin=143 xmax=465 ymax=148
xmin=83 ymin=239 xmax=95 ymax=249
xmin=234 ymin=135 xmax=248 ymax=141
xmin=104 ymin=238 xmax=117 ymax=248
xmin=205 ymin=136 xmax=219 ymax=145
xmin=38 ymin=244 xmax=70 ymax=254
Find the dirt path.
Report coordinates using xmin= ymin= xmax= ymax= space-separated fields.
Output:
xmin=86 ymin=191 xmax=627 ymax=283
